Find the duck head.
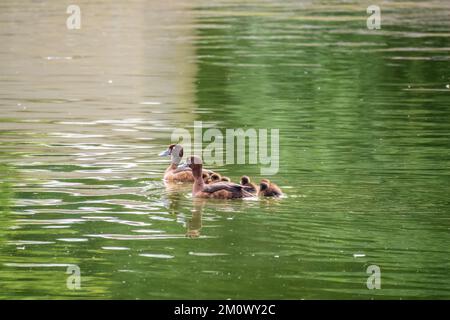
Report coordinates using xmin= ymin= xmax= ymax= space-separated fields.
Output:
xmin=159 ymin=144 xmax=184 ymax=165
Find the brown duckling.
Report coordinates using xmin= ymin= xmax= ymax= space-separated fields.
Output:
xmin=258 ymin=179 xmax=283 ymax=197
xmin=210 ymin=173 xmax=222 ymax=183
xmin=180 ymin=156 xmax=254 ymax=199
xmin=240 ymin=175 xmax=258 ymax=194
xmin=202 ymin=172 xmax=212 ymax=184
xmin=221 ymin=176 xmax=231 ymax=182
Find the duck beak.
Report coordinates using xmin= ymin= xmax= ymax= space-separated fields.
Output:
xmin=158 ymin=149 xmax=171 ymax=157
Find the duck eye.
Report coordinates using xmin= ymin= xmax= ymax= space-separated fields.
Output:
xmin=168 ymin=144 xmax=176 ymax=155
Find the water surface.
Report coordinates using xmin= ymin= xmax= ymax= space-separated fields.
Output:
xmin=0 ymin=0 xmax=449 ymax=299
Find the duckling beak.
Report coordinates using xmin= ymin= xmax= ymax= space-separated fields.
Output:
xmin=158 ymin=149 xmax=171 ymax=157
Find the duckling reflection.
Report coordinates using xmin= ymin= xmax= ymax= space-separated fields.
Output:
xmin=192 ymin=196 xmax=259 ymax=212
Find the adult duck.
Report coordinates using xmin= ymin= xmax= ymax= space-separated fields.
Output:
xmin=258 ymin=179 xmax=283 ymax=197
xmin=181 ymin=156 xmax=254 ymax=199
xmin=159 ymin=144 xmax=214 ymax=182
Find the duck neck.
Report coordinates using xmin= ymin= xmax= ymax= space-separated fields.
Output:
xmin=192 ymin=165 xmax=204 ymax=194
xmin=171 ymin=153 xmax=181 ymax=166
xmin=166 ymin=153 xmax=182 ymax=173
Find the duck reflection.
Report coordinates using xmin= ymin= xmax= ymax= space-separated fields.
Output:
xmin=162 ymin=181 xmax=204 ymax=238
xmin=186 ymin=198 xmax=205 ymax=238
xmin=162 ymin=180 xmax=262 ymax=239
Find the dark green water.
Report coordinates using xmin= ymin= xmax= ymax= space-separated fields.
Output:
xmin=0 ymin=0 xmax=449 ymax=299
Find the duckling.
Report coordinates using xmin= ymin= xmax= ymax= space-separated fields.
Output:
xmin=221 ymin=176 xmax=231 ymax=182
xmin=180 ymin=156 xmax=254 ymax=199
xmin=202 ymin=172 xmax=212 ymax=184
xmin=159 ymin=144 xmax=215 ymax=182
xmin=210 ymin=173 xmax=222 ymax=183
xmin=240 ymin=175 xmax=258 ymax=194
xmin=258 ymin=179 xmax=283 ymax=197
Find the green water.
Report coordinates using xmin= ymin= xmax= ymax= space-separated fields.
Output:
xmin=1 ymin=0 xmax=449 ymax=299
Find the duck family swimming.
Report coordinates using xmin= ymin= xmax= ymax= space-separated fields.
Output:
xmin=179 ymin=156 xmax=255 ymax=199
xmin=159 ymin=144 xmax=283 ymax=198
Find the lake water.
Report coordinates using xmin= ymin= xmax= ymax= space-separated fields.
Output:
xmin=0 ymin=0 xmax=449 ymax=299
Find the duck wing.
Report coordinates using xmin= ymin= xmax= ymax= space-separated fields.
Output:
xmin=173 ymin=166 xmax=192 ymax=173
xmin=174 ymin=164 xmax=216 ymax=175
xmin=202 ymin=182 xmax=254 ymax=197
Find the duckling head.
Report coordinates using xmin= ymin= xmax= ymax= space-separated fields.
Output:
xmin=241 ymin=175 xmax=251 ymax=185
xmin=259 ymin=180 xmax=269 ymax=192
xmin=210 ymin=173 xmax=221 ymax=182
xmin=202 ymin=172 xmax=210 ymax=183
xmin=221 ymin=176 xmax=231 ymax=182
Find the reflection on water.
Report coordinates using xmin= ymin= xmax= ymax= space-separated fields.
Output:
xmin=1 ymin=0 xmax=450 ymax=299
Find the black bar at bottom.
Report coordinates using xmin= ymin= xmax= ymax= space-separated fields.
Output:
xmin=0 ymin=300 xmax=444 ymax=318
